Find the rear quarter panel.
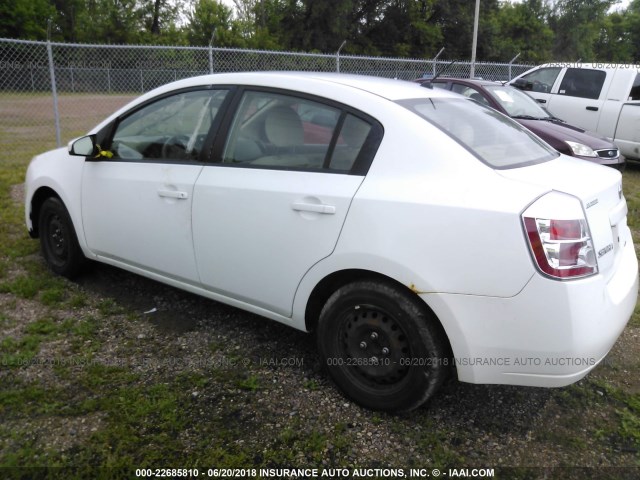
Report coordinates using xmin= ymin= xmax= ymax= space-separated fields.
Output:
xmin=293 ymin=104 xmax=550 ymax=328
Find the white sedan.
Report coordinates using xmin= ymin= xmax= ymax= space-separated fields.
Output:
xmin=25 ymin=72 xmax=638 ymax=411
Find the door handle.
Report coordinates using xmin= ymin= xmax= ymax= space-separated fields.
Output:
xmin=292 ymin=202 xmax=336 ymax=214
xmin=158 ymin=189 xmax=188 ymax=199
xmin=586 ymin=106 xmax=599 ymax=111
xmin=536 ymin=99 xmax=546 ymax=104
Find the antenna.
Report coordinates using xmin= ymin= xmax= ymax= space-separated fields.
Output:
xmin=422 ymin=60 xmax=456 ymax=89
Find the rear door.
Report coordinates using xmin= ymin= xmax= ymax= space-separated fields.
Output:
xmin=545 ymin=68 xmax=610 ymax=131
xmin=192 ymin=89 xmax=382 ymax=316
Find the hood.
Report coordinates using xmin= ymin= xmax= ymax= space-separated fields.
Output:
xmin=517 ymin=118 xmax=614 ymax=153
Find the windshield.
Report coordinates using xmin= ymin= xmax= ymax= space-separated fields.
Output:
xmin=398 ymin=97 xmax=558 ymax=169
xmin=485 ymin=85 xmax=551 ymax=119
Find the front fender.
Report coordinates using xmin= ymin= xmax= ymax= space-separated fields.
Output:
xmin=25 ymin=148 xmax=93 ymax=258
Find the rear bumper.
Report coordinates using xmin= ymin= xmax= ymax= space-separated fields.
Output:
xmin=425 ymin=231 xmax=638 ymax=387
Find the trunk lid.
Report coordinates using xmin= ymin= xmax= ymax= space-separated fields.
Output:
xmin=499 ymin=156 xmax=627 ymax=281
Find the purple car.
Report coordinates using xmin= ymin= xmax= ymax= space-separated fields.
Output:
xmin=418 ymin=78 xmax=625 ymax=171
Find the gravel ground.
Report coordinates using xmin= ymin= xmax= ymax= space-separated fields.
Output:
xmin=13 ymin=263 xmax=640 ymax=463
xmin=2 ymin=184 xmax=639 ymax=479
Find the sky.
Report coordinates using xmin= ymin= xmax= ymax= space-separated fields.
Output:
xmin=611 ymin=0 xmax=631 ymax=11
xmin=509 ymin=0 xmax=631 ymax=11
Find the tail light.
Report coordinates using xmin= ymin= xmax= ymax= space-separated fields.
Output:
xmin=522 ymin=193 xmax=597 ymax=280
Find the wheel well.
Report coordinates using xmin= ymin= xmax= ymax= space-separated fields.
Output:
xmin=29 ymin=187 xmax=60 ymax=238
xmin=305 ymin=270 xmax=453 ymax=357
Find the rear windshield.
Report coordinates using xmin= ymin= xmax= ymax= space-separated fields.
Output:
xmin=397 ymin=98 xmax=558 ymax=169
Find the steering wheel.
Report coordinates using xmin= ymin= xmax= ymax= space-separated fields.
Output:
xmin=532 ymin=80 xmax=548 ymax=93
xmin=161 ymin=134 xmax=190 ymax=159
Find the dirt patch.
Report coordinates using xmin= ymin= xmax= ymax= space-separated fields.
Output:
xmin=9 ymin=183 xmax=24 ymax=205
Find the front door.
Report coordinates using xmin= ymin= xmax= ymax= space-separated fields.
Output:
xmin=82 ymin=88 xmax=230 ymax=284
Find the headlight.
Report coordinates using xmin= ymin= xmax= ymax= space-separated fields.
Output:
xmin=566 ymin=141 xmax=597 ymax=157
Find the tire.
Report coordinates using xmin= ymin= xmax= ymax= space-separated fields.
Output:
xmin=317 ymin=280 xmax=449 ymax=412
xmin=38 ymin=197 xmax=85 ymax=278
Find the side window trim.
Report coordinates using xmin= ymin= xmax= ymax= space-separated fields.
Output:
xmin=350 ymin=118 xmax=383 ymax=175
xmin=197 ymin=86 xmax=237 ymax=162
xmin=629 ymin=72 xmax=640 ymax=101
xmin=322 ymin=111 xmax=347 ymax=169
xmin=549 ymin=67 xmax=565 ymax=94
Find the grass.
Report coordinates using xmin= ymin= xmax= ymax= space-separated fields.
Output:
xmin=0 ymin=99 xmax=639 ymax=476
xmin=236 ymin=374 xmax=262 ymax=391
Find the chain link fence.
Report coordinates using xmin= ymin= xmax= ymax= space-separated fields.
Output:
xmin=0 ymin=37 xmax=534 ymax=167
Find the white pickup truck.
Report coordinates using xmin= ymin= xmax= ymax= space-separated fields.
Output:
xmin=510 ymin=63 xmax=640 ymax=161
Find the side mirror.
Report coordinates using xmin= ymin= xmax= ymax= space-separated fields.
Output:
xmin=511 ymin=78 xmax=533 ymax=91
xmin=69 ymin=135 xmax=98 ymax=157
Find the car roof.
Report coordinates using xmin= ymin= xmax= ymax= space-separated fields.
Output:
xmin=149 ymin=71 xmax=457 ymax=102
xmin=89 ymin=72 xmax=461 ymax=136
xmin=431 ymin=77 xmax=502 ymax=87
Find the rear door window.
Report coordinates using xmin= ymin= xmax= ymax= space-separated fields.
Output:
xmin=221 ymin=90 xmax=381 ymax=173
xmin=558 ymin=68 xmax=606 ymax=100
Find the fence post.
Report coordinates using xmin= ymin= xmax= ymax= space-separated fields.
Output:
xmin=508 ymin=53 xmax=520 ymax=81
xmin=208 ymin=29 xmax=216 ymax=74
xmin=336 ymin=40 xmax=346 ymax=73
xmin=46 ymin=21 xmax=61 ymax=147
xmin=470 ymin=0 xmax=480 ymax=78
xmin=432 ymin=47 xmax=445 ymax=77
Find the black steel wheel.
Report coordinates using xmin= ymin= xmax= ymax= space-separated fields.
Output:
xmin=38 ymin=197 xmax=85 ymax=278
xmin=318 ymin=280 xmax=449 ymax=412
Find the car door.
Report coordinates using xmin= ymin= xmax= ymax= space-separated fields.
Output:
xmin=81 ymin=88 xmax=230 ymax=284
xmin=598 ymin=69 xmax=637 ymax=139
xmin=192 ymin=89 xmax=382 ymax=317
xmin=545 ymin=67 xmax=609 ymax=132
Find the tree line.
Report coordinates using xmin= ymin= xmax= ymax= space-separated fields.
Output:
xmin=2 ymin=0 xmax=640 ymax=63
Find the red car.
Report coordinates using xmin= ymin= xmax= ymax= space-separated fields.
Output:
xmin=417 ymin=78 xmax=625 ymax=171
